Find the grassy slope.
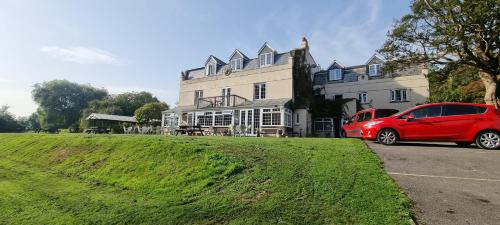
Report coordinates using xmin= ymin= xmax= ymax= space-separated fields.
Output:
xmin=0 ymin=134 xmax=410 ymax=225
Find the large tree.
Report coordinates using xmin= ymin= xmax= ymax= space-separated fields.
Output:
xmin=379 ymin=0 xmax=500 ymax=107
xmin=32 ymin=80 xmax=108 ymax=128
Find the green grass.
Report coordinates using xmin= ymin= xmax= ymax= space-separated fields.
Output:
xmin=0 ymin=134 xmax=410 ymax=224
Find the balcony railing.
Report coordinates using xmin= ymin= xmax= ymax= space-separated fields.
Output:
xmin=197 ymin=95 xmax=249 ymax=109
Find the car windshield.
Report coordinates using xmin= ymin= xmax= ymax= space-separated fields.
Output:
xmin=375 ymin=109 xmax=399 ymax=118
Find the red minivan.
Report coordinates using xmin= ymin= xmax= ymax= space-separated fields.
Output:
xmin=342 ymin=108 xmax=399 ymax=138
xmin=359 ymin=102 xmax=500 ymax=150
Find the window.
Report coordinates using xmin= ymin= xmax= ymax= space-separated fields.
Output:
xmin=368 ymin=64 xmax=381 ymax=76
xmin=194 ymin=90 xmax=203 ymax=105
xmin=406 ymin=106 xmax=442 ymax=119
xmin=328 ymin=69 xmax=342 ymax=81
xmin=164 ymin=114 xmax=178 ymax=127
xmin=214 ymin=111 xmax=232 ymax=126
xmin=284 ymin=109 xmax=292 ymax=127
xmin=390 ymin=89 xmax=408 ymax=102
xmin=295 ymin=113 xmax=300 ymax=124
xmin=375 ymin=109 xmax=399 ymax=119
xmin=442 ymin=105 xmax=486 ymax=116
xmin=254 ymin=83 xmax=266 ymax=100
xmin=231 ymin=58 xmax=243 ymax=71
xmin=356 ymin=112 xmax=372 ymax=122
xmin=333 ymin=94 xmax=343 ymax=100
xmin=197 ymin=112 xmax=213 ymax=127
xmin=259 ymin=52 xmax=273 ymax=67
xmin=358 ymin=92 xmax=368 ymax=103
xmin=315 ymin=118 xmax=334 ymax=132
xmin=221 ymin=88 xmax=231 ymax=107
xmin=262 ymin=108 xmax=281 ymax=126
xmin=206 ymin=64 xmax=216 ymax=75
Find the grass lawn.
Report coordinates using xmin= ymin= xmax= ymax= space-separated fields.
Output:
xmin=0 ymin=134 xmax=410 ymax=224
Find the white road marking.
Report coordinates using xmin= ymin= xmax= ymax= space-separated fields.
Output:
xmin=388 ymin=172 xmax=500 ymax=182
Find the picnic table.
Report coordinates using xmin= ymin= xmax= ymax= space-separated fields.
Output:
xmin=175 ymin=125 xmax=204 ymax=136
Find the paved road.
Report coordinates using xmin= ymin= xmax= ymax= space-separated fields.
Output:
xmin=366 ymin=141 xmax=500 ymax=225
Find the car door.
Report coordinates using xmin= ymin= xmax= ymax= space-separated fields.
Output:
xmin=344 ymin=114 xmax=360 ymax=137
xmin=396 ymin=105 xmax=444 ymax=140
xmin=439 ymin=104 xmax=487 ymax=139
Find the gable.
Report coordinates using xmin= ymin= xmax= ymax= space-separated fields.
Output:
xmin=365 ymin=54 xmax=384 ymax=65
xmin=257 ymin=42 xmax=275 ymax=55
xmin=327 ymin=61 xmax=345 ymax=70
xmin=229 ymin=49 xmax=248 ymax=61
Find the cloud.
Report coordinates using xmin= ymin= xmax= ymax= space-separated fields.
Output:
xmin=40 ymin=46 xmax=121 ymax=65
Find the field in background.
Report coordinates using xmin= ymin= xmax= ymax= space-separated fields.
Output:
xmin=0 ymin=134 xmax=410 ymax=224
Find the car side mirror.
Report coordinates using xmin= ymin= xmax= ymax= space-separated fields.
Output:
xmin=406 ymin=114 xmax=415 ymax=122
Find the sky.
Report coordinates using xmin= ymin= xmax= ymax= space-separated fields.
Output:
xmin=0 ymin=0 xmax=412 ymax=117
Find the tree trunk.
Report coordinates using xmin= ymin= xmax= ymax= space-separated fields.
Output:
xmin=478 ymin=71 xmax=499 ymax=108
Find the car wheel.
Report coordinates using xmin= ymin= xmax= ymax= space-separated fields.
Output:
xmin=475 ymin=130 xmax=500 ymax=150
xmin=455 ymin=142 xmax=473 ymax=147
xmin=377 ymin=129 xmax=398 ymax=145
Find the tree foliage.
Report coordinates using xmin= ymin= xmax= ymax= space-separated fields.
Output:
xmin=428 ymin=62 xmax=486 ymax=103
xmin=134 ymin=102 xmax=169 ymax=125
xmin=32 ymin=80 xmax=108 ymax=128
xmin=379 ymin=0 xmax=500 ymax=107
xmin=0 ymin=105 xmax=25 ymax=133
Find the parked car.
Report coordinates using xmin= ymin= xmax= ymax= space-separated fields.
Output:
xmin=358 ymin=102 xmax=500 ymax=150
xmin=342 ymin=108 xmax=399 ymax=138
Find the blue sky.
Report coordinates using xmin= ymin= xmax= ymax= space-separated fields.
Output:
xmin=0 ymin=0 xmax=411 ymax=117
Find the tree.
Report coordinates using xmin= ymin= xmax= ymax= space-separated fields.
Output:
xmin=0 ymin=105 xmax=24 ymax=133
xmin=134 ymin=102 xmax=169 ymax=125
xmin=25 ymin=113 xmax=42 ymax=131
xmin=428 ymin=62 xmax=484 ymax=103
xmin=379 ymin=0 xmax=500 ymax=107
xmin=32 ymin=80 xmax=108 ymax=128
xmin=110 ymin=92 xmax=160 ymax=116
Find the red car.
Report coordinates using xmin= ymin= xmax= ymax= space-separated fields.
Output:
xmin=342 ymin=108 xmax=399 ymax=138
xmin=358 ymin=102 xmax=500 ymax=150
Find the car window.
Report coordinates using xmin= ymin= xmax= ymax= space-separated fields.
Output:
xmin=364 ymin=112 xmax=372 ymax=121
xmin=442 ymin=105 xmax=486 ymax=116
xmin=357 ymin=113 xmax=365 ymax=122
xmin=375 ymin=109 xmax=399 ymax=118
xmin=404 ymin=106 xmax=442 ymax=119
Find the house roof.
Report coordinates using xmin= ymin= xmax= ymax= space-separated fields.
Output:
xmin=205 ymin=55 xmax=226 ymax=66
xmin=229 ymin=49 xmax=249 ymax=60
xmin=184 ymin=52 xmax=291 ymax=79
xmin=257 ymin=42 xmax=276 ymax=54
xmin=86 ymin=113 xmax=137 ymax=123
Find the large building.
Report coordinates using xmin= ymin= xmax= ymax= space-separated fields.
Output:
xmin=313 ymin=54 xmax=429 ymax=113
xmin=162 ymin=38 xmax=318 ymax=136
xmin=163 ymin=39 xmax=430 ymax=137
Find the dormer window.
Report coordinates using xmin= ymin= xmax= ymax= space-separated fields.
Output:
xmin=206 ymin=64 xmax=216 ymax=75
xmin=259 ymin=52 xmax=273 ymax=67
xmin=328 ymin=69 xmax=342 ymax=81
xmin=368 ymin=64 xmax=381 ymax=76
xmin=231 ymin=58 xmax=243 ymax=71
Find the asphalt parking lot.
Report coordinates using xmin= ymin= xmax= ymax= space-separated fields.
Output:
xmin=366 ymin=141 xmax=500 ymax=225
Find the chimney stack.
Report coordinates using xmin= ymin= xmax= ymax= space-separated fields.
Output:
xmin=300 ymin=37 xmax=309 ymax=50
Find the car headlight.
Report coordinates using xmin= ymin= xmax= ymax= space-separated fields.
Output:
xmin=364 ymin=121 xmax=383 ymax=128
